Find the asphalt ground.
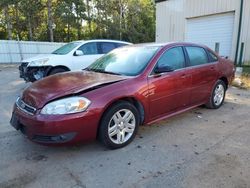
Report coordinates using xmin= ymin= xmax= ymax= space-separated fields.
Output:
xmin=0 ymin=65 xmax=250 ymax=188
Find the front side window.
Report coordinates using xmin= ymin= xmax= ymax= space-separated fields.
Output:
xmin=156 ymin=47 xmax=185 ymax=71
xmin=100 ymin=42 xmax=117 ymax=54
xmin=186 ymin=47 xmax=208 ymax=66
xmin=78 ymin=42 xmax=98 ymax=55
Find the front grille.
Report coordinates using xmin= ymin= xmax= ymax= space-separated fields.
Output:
xmin=16 ymin=97 xmax=36 ymax=115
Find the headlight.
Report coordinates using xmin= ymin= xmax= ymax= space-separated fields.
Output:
xmin=41 ymin=97 xmax=91 ymax=115
xmin=29 ymin=58 xmax=49 ymax=66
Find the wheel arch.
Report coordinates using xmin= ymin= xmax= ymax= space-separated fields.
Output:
xmin=219 ymin=76 xmax=228 ymax=89
xmin=96 ymin=96 xmax=145 ymax=138
xmin=47 ymin=65 xmax=70 ymax=76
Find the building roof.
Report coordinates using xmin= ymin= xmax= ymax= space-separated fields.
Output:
xmin=155 ymin=0 xmax=167 ymax=3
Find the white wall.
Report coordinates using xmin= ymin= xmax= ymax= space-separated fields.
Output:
xmin=156 ymin=0 xmax=250 ymax=65
xmin=0 ymin=40 xmax=65 ymax=63
xmin=185 ymin=12 xmax=235 ymax=57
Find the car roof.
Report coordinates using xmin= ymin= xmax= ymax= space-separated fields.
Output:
xmin=71 ymin=41 xmax=209 ymax=51
xmin=128 ymin=42 xmax=173 ymax=48
xmin=126 ymin=42 xmax=209 ymax=48
xmin=73 ymin=39 xmax=132 ymax=44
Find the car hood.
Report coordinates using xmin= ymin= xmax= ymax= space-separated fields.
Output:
xmin=21 ymin=71 xmax=129 ymax=109
xmin=22 ymin=54 xmax=56 ymax=63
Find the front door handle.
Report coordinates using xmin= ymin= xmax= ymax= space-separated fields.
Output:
xmin=152 ymin=74 xmax=162 ymax=78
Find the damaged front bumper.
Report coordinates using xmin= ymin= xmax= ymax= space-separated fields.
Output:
xmin=19 ymin=63 xmax=52 ymax=82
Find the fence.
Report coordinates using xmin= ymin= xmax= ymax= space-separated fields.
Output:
xmin=0 ymin=40 xmax=66 ymax=63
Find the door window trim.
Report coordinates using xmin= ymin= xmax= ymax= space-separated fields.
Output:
xmin=206 ymin=49 xmax=219 ymax=63
xmin=149 ymin=45 xmax=187 ymax=77
xmin=76 ymin=42 xmax=99 ymax=55
xmin=184 ymin=46 xmax=212 ymax=67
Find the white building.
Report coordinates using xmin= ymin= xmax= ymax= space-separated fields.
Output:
xmin=155 ymin=0 xmax=250 ymax=65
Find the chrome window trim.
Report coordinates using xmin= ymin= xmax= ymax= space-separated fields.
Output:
xmin=148 ymin=45 xmax=186 ymax=77
xmin=185 ymin=46 xmax=210 ymax=66
xmin=185 ymin=61 xmax=218 ymax=69
xmin=148 ymin=67 xmax=186 ymax=78
xmin=148 ymin=45 xmax=218 ymax=78
xmin=16 ymin=97 xmax=36 ymax=115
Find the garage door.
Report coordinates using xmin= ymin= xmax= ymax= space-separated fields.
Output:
xmin=185 ymin=12 xmax=235 ymax=57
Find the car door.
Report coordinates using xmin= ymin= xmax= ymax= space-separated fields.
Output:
xmin=71 ymin=42 xmax=102 ymax=70
xmin=184 ymin=46 xmax=218 ymax=105
xmin=148 ymin=46 xmax=192 ymax=120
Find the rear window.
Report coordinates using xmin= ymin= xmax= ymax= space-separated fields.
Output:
xmin=100 ymin=42 xmax=117 ymax=54
xmin=186 ymin=46 xmax=208 ymax=66
xmin=157 ymin=47 xmax=185 ymax=70
xmin=78 ymin=42 xmax=98 ymax=55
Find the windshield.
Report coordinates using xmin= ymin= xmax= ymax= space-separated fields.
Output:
xmin=52 ymin=42 xmax=81 ymax=55
xmin=87 ymin=46 xmax=159 ymax=76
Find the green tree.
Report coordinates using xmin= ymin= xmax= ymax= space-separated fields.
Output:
xmin=54 ymin=0 xmax=85 ymax=42
xmin=19 ymin=0 xmax=44 ymax=40
xmin=0 ymin=0 xmax=15 ymax=40
xmin=89 ymin=0 xmax=155 ymax=43
xmin=0 ymin=0 xmax=156 ymax=43
xmin=47 ymin=0 xmax=54 ymax=41
xmin=125 ymin=0 xmax=155 ymax=43
xmin=0 ymin=9 xmax=7 ymax=39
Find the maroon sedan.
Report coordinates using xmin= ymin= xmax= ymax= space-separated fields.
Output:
xmin=10 ymin=42 xmax=235 ymax=149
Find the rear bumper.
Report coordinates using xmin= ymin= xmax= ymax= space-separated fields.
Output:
xmin=10 ymin=104 xmax=100 ymax=145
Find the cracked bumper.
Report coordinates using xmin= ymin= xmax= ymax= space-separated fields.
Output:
xmin=19 ymin=63 xmax=52 ymax=82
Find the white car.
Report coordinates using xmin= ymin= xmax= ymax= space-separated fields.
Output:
xmin=19 ymin=39 xmax=131 ymax=82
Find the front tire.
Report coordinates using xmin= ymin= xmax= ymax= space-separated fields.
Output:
xmin=206 ymin=80 xmax=226 ymax=109
xmin=98 ymin=101 xmax=140 ymax=149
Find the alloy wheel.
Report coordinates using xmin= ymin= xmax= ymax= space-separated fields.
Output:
xmin=213 ymin=84 xmax=225 ymax=106
xmin=108 ymin=109 xmax=136 ymax=144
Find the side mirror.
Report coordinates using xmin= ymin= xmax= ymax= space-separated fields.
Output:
xmin=74 ymin=50 xmax=84 ymax=56
xmin=154 ymin=65 xmax=174 ymax=74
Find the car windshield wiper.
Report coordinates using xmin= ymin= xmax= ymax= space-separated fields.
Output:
xmin=85 ymin=68 xmax=123 ymax=75
xmin=83 ymin=67 xmax=91 ymax=71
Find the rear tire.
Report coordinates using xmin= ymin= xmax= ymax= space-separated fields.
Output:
xmin=206 ymin=80 xmax=226 ymax=109
xmin=98 ymin=101 xmax=140 ymax=149
xmin=48 ymin=67 xmax=68 ymax=76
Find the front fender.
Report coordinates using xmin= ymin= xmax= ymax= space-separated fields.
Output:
xmin=83 ymin=78 xmax=150 ymax=125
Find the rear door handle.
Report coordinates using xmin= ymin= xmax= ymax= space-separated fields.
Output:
xmin=210 ymin=66 xmax=215 ymax=70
